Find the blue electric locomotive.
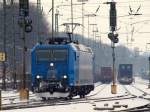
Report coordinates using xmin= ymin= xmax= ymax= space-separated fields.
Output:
xmin=31 ymin=36 xmax=94 ymax=99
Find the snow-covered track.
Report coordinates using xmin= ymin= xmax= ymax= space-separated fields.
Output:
xmin=135 ymin=81 xmax=149 ymax=86
xmin=2 ymin=99 xmax=71 ymax=110
xmin=87 ymin=84 xmax=108 ymax=97
xmin=118 ymin=103 xmax=150 ymax=112
xmin=122 ymin=84 xmax=150 ymax=101
xmin=2 ymin=93 xmax=36 ymax=101
xmin=131 ymin=84 xmax=149 ymax=95
xmin=2 ymin=93 xmax=135 ymax=110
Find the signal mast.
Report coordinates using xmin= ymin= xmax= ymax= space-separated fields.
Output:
xmin=104 ymin=1 xmax=119 ymax=94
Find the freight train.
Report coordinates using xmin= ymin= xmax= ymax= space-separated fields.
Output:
xmin=100 ymin=67 xmax=112 ymax=83
xmin=118 ymin=64 xmax=133 ymax=84
xmin=31 ymin=35 xmax=94 ymax=99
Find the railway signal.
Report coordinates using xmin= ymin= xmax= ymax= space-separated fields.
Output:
xmin=108 ymin=32 xmax=119 ymax=43
xmin=19 ymin=0 xmax=29 ymax=17
xmin=19 ymin=0 xmax=32 ymax=33
xmin=24 ymin=17 xmax=32 ymax=33
xmin=109 ymin=2 xmax=117 ymax=32
xmin=104 ymin=1 xmax=118 ymax=94
xmin=19 ymin=0 xmax=32 ymax=100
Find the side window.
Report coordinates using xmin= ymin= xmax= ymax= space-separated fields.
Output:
xmin=74 ymin=52 xmax=76 ymax=61
xmin=121 ymin=65 xmax=125 ymax=69
xmin=127 ymin=65 xmax=131 ymax=69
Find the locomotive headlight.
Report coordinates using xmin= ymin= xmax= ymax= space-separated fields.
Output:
xmin=36 ymin=75 xmax=41 ymax=79
xmin=50 ymin=63 xmax=54 ymax=67
xmin=63 ymin=75 xmax=67 ymax=79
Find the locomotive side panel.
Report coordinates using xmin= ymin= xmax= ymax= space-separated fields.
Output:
xmin=77 ymin=51 xmax=94 ymax=85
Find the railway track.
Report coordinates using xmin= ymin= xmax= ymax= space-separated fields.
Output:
xmin=2 ymin=93 xmax=136 ymax=110
xmin=2 ymin=82 xmax=103 ymax=101
xmin=110 ymin=85 xmax=150 ymax=112
xmin=122 ymin=84 xmax=150 ymax=110
xmin=128 ymin=84 xmax=150 ymax=98
xmin=2 ymin=93 xmax=38 ymax=103
xmin=87 ymin=84 xmax=108 ymax=97
xmin=122 ymin=84 xmax=150 ymax=100
xmin=2 ymin=84 xmax=135 ymax=110
xmin=117 ymin=103 xmax=150 ymax=112
xmin=135 ymin=81 xmax=149 ymax=86
xmin=2 ymin=84 xmax=150 ymax=111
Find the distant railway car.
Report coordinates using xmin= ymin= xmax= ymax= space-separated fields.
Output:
xmin=31 ymin=37 xmax=94 ymax=99
xmin=100 ymin=67 xmax=112 ymax=83
xmin=118 ymin=64 xmax=133 ymax=84
xmin=94 ymin=70 xmax=101 ymax=82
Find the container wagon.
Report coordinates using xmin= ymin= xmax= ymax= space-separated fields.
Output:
xmin=100 ymin=67 xmax=112 ymax=83
xmin=118 ymin=64 xmax=133 ymax=84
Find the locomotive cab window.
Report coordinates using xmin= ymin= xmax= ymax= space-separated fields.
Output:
xmin=36 ymin=49 xmax=68 ymax=62
xmin=53 ymin=49 xmax=68 ymax=61
xmin=121 ymin=65 xmax=125 ymax=69
xmin=127 ymin=65 xmax=131 ymax=69
xmin=36 ymin=49 xmax=50 ymax=61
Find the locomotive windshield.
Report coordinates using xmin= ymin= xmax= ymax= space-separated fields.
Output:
xmin=36 ymin=49 xmax=68 ymax=61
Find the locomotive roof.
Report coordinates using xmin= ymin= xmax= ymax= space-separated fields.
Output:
xmin=72 ymin=43 xmax=92 ymax=53
xmin=32 ymin=42 xmax=93 ymax=53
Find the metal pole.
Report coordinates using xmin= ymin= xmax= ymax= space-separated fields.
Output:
xmin=92 ymin=26 xmax=94 ymax=48
xmin=22 ymin=18 xmax=26 ymax=90
xmin=12 ymin=15 xmax=17 ymax=89
xmin=104 ymin=0 xmax=117 ymax=94
xmin=11 ymin=0 xmax=14 ymax=5
xmin=112 ymin=41 xmax=116 ymax=85
xmin=82 ymin=2 xmax=84 ymax=41
xmin=71 ymin=0 xmax=73 ymax=40
xmin=11 ymin=1 xmax=16 ymax=89
xmin=52 ymin=0 xmax=54 ymax=40
xmin=19 ymin=16 xmax=29 ymax=100
xmin=19 ymin=0 xmax=29 ymax=100
xmin=87 ymin=15 xmax=89 ymax=46
xmin=2 ymin=0 xmax=7 ymax=90
xmin=148 ymin=57 xmax=150 ymax=88
xmin=55 ymin=9 xmax=59 ymax=33
xmin=85 ymin=14 xmax=96 ymax=46
xmin=37 ymin=0 xmax=41 ymax=43
xmin=0 ymin=90 xmax=1 ymax=110
xmin=89 ymin=24 xmax=97 ymax=47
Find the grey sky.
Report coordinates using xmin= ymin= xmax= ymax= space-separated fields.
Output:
xmin=31 ymin=0 xmax=150 ymax=51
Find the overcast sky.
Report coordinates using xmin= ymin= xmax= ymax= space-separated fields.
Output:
xmin=28 ymin=0 xmax=150 ymax=51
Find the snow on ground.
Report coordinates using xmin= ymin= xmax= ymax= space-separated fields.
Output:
xmin=1 ymin=77 xmax=150 ymax=112
xmin=88 ymin=84 xmax=128 ymax=98
xmin=2 ymin=103 xmax=95 ymax=112
xmin=134 ymin=77 xmax=150 ymax=93
xmin=2 ymin=91 xmax=40 ymax=105
xmin=135 ymin=77 xmax=149 ymax=84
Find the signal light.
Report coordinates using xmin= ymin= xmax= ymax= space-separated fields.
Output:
xmin=25 ymin=17 xmax=32 ymax=33
xmin=19 ymin=0 xmax=29 ymax=17
xmin=108 ymin=32 xmax=119 ymax=43
xmin=18 ymin=17 xmax=32 ymax=33
xmin=25 ymin=24 xmax=32 ymax=33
